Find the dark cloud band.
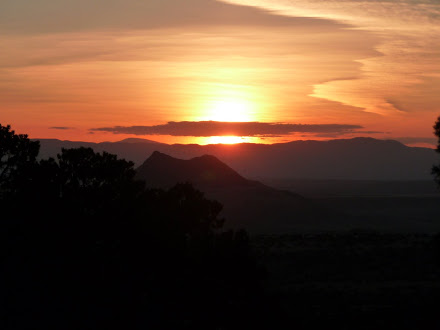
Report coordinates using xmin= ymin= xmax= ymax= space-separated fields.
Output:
xmin=91 ymin=121 xmax=363 ymax=137
xmin=49 ymin=126 xmax=73 ymax=130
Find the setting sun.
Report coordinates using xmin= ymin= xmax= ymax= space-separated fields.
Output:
xmin=201 ymin=98 xmax=255 ymax=122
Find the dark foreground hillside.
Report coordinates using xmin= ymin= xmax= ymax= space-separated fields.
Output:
xmin=1 ymin=125 xmax=269 ymax=329
xmin=4 ymin=124 xmax=440 ymax=329
xmin=253 ymin=231 xmax=440 ymax=329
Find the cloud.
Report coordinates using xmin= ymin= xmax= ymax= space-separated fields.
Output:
xmin=232 ymin=0 xmax=440 ymax=116
xmin=91 ymin=121 xmax=363 ymax=137
xmin=0 ymin=0 xmax=347 ymax=35
xmin=385 ymin=99 xmax=408 ymax=112
xmin=49 ymin=126 xmax=74 ymax=130
xmin=314 ymin=130 xmax=383 ymax=138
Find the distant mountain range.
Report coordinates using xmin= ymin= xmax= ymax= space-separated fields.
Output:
xmin=36 ymin=137 xmax=438 ymax=181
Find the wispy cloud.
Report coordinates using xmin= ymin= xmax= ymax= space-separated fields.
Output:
xmin=228 ymin=0 xmax=440 ymax=115
xmin=49 ymin=126 xmax=74 ymax=130
xmin=91 ymin=121 xmax=363 ymax=137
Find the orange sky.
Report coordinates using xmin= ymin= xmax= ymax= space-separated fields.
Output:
xmin=1 ymin=0 xmax=439 ymax=146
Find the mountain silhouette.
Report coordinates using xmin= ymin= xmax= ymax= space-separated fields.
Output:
xmin=36 ymin=137 xmax=437 ymax=181
xmin=135 ymin=151 xmax=347 ymax=233
xmin=136 ymin=151 xmax=258 ymax=189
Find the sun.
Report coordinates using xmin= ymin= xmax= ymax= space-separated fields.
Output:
xmin=203 ymin=98 xmax=254 ymax=122
xmin=193 ymin=94 xmax=258 ymax=144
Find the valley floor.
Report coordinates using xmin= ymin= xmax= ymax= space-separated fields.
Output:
xmin=260 ymin=179 xmax=440 ymax=233
xmin=251 ymin=231 xmax=440 ymax=329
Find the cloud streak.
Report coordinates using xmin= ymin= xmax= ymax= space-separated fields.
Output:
xmin=91 ymin=121 xmax=363 ymax=137
xmin=49 ymin=126 xmax=74 ymax=130
xmin=227 ymin=0 xmax=440 ymax=115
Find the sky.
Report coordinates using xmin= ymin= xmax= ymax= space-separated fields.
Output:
xmin=1 ymin=0 xmax=439 ymax=146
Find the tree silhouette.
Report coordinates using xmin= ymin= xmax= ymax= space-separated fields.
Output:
xmin=36 ymin=147 xmax=145 ymax=217
xmin=433 ymin=116 xmax=440 ymax=187
xmin=0 ymin=124 xmax=39 ymax=197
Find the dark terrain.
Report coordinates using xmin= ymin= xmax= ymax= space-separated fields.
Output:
xmin=252 ymin=231 xmax=440 ymax=329
xmin=263 ymin=178 xmax=440 ymax=233
xmin=37 ymin=137 xmax=440 ymax=233
xmin=135 ymin=151 xmax=349 ymax=233
xmin=3 ymin=129 xmax=439 ymax=329
xmin=135 ymin=151 xmax=440 ymax=234
xmin=132 ymin=148 xmax=440 ymax=328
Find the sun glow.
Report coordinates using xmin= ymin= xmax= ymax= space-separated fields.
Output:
xmin=189 ymin=87 xmax=263 ymax=144
xmin=201 ymin=98 xmax=255 ymax=122
xmin=203 ymin=136 xmax=248 ymax=144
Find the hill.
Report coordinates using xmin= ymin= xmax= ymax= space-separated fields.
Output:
xmin=136 ymin=150 xmax=257 ymax=189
